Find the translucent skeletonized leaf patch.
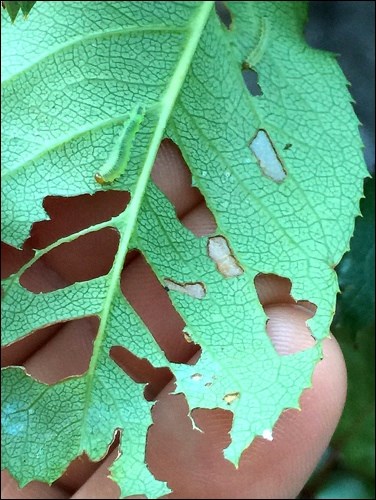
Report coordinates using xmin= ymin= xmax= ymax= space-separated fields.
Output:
xmin=207 ymin=236 xmax=244 ymax=278
xmin=164 ymin=278 xmax=206 ymax=299
xmin=250 ymin=129 xmax=287 ymax=183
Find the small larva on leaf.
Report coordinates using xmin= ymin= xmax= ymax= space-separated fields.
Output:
xmin=95 ymin=104 xmax=145 ymax=184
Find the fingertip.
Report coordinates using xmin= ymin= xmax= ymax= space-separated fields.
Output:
xmin=144 ymin=304 xmax=347 ymax=499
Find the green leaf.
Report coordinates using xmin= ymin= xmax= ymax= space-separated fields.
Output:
xmin=2 ymin=0 xmax=20 ymax=22
xmin=18 ymin=0 xmax=35 ymax=16
xmin=1 ymin=1 xmax=368 ymax=497
xmin=2 ymin=1 xmax=36 ymax=22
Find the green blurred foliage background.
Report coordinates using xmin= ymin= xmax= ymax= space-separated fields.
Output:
xmin=300 ymin=177 xmax=375 ymax=499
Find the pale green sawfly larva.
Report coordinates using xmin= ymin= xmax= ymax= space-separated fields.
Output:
xmin=95 ymin=104 xmax=145 ymax=184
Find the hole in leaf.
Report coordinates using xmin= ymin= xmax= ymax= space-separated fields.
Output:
xmin=110 ymin=346 xmax=172 ymax=401
xmin=6 ymin=248 xmax=68 ymax=294
xmin=16 ymin=190 xmax=129 ymax=292
xmin=1 ymin=242 xmax=35 ymax=279
xmin=56 ymin=445 xmax=118 ymax=494
xmin=123 ymin=248 xmax=142 ymax=270
xmin=215 ymin=1 xmax=232 ymax=29
xmin=152 ymin=139 xmax=217 ymax=237
xmin=147 ymin=396 xmax=234 ymax=498
xmin=242 ymin=67 xmax=263 ymax=96
xmin=255 ymin=273 xmax=317 ymax=355
xmin=32 ymin=190 xmax=130 ymax=248
xmin=20 ymin=227 xmax=119 ymax=292
xmin=181 ymin=202 xmax=218 ymax=238
xmin=16 ymin=317 xmax=98 ymax=384
xmin=152 ymin=139 xmax=203 ymax=217
xmin=121 ymin=251 xmax=200 ymax=364
xmin=254 ymin=273 xmax=317 ymax=314
xmin=250 ymin=129 xmax=287 ymax=183
xmin=254 ymin=273 xmax=296 ymax=307
xmin=1 ymin=323 xmax=62 ymax=367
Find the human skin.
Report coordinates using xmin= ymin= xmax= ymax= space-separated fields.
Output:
xmin=1 ymin=141 xmax=347 ymax=499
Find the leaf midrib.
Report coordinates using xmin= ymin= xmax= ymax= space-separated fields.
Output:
xmin=78 ymin=0 xmax=215 ymax=451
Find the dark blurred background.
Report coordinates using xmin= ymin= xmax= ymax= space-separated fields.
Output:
xmin=305 ymin=1 xmax=375 ymax=173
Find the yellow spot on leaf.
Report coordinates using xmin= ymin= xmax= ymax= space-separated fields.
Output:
xmin=223 ymin=392 xmax=240 ymax=405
